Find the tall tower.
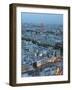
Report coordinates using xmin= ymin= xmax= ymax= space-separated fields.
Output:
xmin=40 ymin=23 xmax=45 ymax=33
xmin=40 ymin=15 xmax=45 ymax=33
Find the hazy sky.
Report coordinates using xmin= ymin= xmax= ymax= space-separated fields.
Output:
xmin=21 ymin=12 xmax=63 ymax=25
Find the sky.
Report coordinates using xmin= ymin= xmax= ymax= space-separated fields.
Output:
xmin=21 ymin=12 xmax=63 ymax=25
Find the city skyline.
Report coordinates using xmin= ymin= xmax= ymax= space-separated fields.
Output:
xmin=21 ymin=12 xmax=63 ymax=25
xmin=21 ymin=12 xmax=63 ymax=77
